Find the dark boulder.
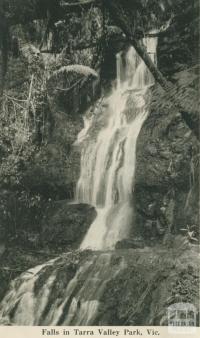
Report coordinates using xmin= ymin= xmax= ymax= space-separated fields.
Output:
xmin=41 ymin=202 xmax=96 ymax=250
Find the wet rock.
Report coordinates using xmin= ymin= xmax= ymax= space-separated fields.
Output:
xmin=115 ymin=237 xmax=145 ymax=250
xmin=0 ymin=246 xmax=199 ymax=326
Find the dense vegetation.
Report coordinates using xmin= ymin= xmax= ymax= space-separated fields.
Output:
xmin=0 ymin=0 xmax=199 ymax=308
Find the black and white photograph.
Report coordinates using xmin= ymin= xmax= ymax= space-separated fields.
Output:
xmin=0 ymin=0 xmax=199 ymax=334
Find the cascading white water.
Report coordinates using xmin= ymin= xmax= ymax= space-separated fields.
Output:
xmin=0 ymin=36 xmax=158 ymax=326
xmin=76 ymin=37 xmax=157 ymax=250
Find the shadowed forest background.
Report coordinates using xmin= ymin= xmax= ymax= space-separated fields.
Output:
xmin=0 ymin=0 xmax=199 ymax=326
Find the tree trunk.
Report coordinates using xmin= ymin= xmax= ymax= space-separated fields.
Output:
xmin=1 ymin=0 xmax=199 ymax=139
xmin=105 ymin=0 xmax=199 ymax=140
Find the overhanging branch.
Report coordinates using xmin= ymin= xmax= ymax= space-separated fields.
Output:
xmin=104 ymin=0 xmax=199 ymax=140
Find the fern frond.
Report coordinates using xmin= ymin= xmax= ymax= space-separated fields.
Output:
xmin=51 ymin=65 xmax=98 ymax=78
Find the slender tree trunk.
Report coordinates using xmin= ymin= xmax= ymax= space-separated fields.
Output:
xmin=0 ymin=14 xmax=9 ymax=95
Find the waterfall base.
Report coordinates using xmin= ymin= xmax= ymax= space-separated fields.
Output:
xmin=0 ymin=244 xmax=199 ymax=326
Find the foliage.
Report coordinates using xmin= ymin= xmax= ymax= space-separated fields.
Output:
xmin=0 ymin=34 xmax=98 ymax=189
xmin=0 ymin=0 xmax=199 ymax=249
xmin=0 ymin=6 xmax=102 ymax=244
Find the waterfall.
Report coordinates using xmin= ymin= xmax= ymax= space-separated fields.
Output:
xmin=0 ymin=36 xmax=157 ymax=326
xmin=76 ymin=37 xmax=158 ymax=250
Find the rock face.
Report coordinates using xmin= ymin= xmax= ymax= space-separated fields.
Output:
xmin=134 ymin=87 xmax=199 ymax=241
xmin=41 ymin=202 xmax=97 ymax=250
xmin=22 ymin=112 xmax=82 ymax=200
xmin=9 ymin=201 xmax=96 ymax=252
xmin=132 ymin=6 xmax=199 ymax=242
xmin=98 ymin=247 xmax=199 ymax=325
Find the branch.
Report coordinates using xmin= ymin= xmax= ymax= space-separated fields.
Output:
xmin=27 ymin=74 xmax=34 ymax=109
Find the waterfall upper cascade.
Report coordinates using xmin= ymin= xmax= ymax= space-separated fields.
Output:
xmin=76 ymin=37 xmax=157 ymax=250
xmin=0 ymin=36 xmax=157 ymax=326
